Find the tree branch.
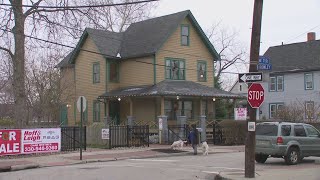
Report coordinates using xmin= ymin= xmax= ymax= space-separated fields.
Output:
xmin=0 ymin=46 xmax=13 ymax=60
xmin=24 ymin=0 xmax=43 ymax=16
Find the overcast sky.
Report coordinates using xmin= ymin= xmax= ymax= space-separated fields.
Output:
xmin=155 ymin=0 xmax=320 ymax=55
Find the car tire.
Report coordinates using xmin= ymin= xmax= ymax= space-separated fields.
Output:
xmin=285 ymin=147 xmax=300 ymax=165
xmin=255 ymin=154 xmax=268 ymax=163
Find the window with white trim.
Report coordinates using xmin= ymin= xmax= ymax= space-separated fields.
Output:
xmin=305 ymin=73 xmax=313 ymax=90
xmin=269 ymin=75 xmax=283 ymax=92
xmin=269 ymin=103 xmax=284 ymax=118
xmin=305 ymin=101 xmax=314 ymax=119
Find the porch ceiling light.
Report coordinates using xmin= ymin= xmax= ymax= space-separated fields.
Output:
xmin=176 ymin=96 xmax=179 ymax=100
xmin=212 ymin=97 xmax=216 ymax=102
xmin=66 ymin=104 xmax=71 ymax=108
xmin=118 ymin=97 xmax=121 ymax=101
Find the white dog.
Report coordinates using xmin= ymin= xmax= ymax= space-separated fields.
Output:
xmin=171 ymin=140 xmax=187 ymax=150
xmin=201 ymin=141 xmax=209 ymax=155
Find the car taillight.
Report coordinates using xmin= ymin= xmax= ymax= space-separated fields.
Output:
xmin=277 ymin=137 xmax=283 ymax=144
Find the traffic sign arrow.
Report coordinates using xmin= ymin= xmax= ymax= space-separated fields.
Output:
xmin=238 ymin=72 xmax=263 ymax=83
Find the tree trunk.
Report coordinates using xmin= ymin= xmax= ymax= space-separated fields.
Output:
xmin=12 ymin=0 xmax=27 ymax=128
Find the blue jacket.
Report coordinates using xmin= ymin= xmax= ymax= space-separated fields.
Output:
xmin=188 ymin=129 xmax=198 ymax=145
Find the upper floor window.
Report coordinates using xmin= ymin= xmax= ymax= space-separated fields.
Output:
xmin=93 ymin=100 xmax=100 ymax=122
xmin=304 ymin=73 xmax=313 ymax=90
xmin=197 ymin=61 xmax=207 ymax=82
xmin=305 ymin=101 xmax=314 ymax=119
xmin=269 ymin=75 xmax=283 ymax=92
xmin=269 ymin=103 xmax=284 ymax=119
xmin=165 ymin=58 xmax=185 ymax=80
xmin=181 ymin=25 xmax=189 ymax=46
xmin=109 ymin=61 xmax=119 ymax=83
xmin=93 ymin=62 xmax=100 ymax=83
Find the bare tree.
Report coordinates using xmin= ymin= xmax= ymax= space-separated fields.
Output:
xmin=275 ymin=101 xmax=320 ymax=123
xmin=0 ymin=0 xmax=157 ymax=127
xmin=207 ymin=22 xmax=248 ymax=88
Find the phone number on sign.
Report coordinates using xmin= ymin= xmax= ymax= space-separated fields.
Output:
xmin=24 ymin=143 xmax=59 ymax=152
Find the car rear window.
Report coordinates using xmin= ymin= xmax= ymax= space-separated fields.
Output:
xmin=256 ymin=124 xmax=278 ymax=136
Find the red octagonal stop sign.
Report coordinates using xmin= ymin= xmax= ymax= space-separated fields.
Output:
xmin=247 ymin=83 xmax=264 ymax=108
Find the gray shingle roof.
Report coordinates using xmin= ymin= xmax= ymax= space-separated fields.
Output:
xmin=55 ymin=52 xmax=74 ymax=68
xmin=86 ymin=28 xmax=123 ymax=58
xmin=57 ymin=10 xmax=219 ymax=68
xmin=120 ymin=10 xmax=189 ymax=58
xmin=263 ymin=40 xmax=320 ymax=73
xmin=98 ymin=80 xmax=244 ymax=99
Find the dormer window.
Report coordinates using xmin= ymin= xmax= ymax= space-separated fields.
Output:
xmin=181 ymin=25 xmax=189 ymax=46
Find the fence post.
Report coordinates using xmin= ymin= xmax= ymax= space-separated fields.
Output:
xmin=147 ymin=125 xmax=149 ymax=147
xmin=84 ymin=126 xmax=87 ymax=151
xmin=127 ymin=125 xmax=129 ymax=147
xmin=109 ymin=126 xmax=112 ymax=149
xmin=73 ymin=127 xmax=76 ymax=151
xmin=213 ymin=121 xmax=216 ymax=145
xmin=200 ymin=115 xmax=206 ymax=142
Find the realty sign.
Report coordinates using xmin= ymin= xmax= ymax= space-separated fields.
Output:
xmin=21 ymin=128 xmax=61 ymax=154
xmin=0 ymin=129 xmax=21 ymax=155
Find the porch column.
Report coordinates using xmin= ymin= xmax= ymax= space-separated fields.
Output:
xmin=104 ymin=100 xmax=110 ymax=127
xmin=200 ymin=115 xmax=206 ymax=142
xmin=177 ymin=116 xmax=187 ymax=140
xmin=159 ymin=96 xmax=168 ymax=144
xmin=127 ymin=98 xmax=134 ymax=126
xmin=158 ymin=115 xmax=168 ymax=144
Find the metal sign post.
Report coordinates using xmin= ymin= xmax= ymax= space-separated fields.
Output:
xmin=80 ymin=97 xmax=83 ymax=160
xmin=77 ymin=96 xmax=87 ymax=161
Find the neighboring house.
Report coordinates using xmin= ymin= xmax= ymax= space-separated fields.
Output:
xmin=56 ymin=10 xmax=242 ymax=126
xmin=259 ymin=32 xmax=320 ymax=121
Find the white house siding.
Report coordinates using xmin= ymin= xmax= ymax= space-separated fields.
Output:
xmin=259 ymin=71 xmax=320 ymax=121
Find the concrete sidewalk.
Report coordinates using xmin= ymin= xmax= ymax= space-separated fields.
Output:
xmin=0 ymin=145 xmax=243 ymax=173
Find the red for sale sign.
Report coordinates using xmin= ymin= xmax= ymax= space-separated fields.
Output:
xmin=0 ymin=129 xmax=21 ymax=156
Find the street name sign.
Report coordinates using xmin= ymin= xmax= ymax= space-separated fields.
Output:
xmin=238 ymin=72 xmax=263 ymax=83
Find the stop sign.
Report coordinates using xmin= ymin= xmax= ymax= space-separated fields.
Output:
xmin=247 ymin=83 xmax=264 ymax=108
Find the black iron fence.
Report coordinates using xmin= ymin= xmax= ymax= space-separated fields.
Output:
xmin=168 ymin=125 xmax=189 ymax=144
xmin=61 ymin=126 xmax=86 ymax=151
xmin=109 ymin=125 xmax=149 ymax=149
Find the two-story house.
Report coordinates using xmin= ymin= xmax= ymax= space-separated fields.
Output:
xmin=56 ymin=10 xmax=242 ymax=127
xmin=259 ymin=32 xmax=320 ymax=122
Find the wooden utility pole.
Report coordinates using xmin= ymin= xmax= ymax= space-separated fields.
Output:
xmin=245 ymin=0 xmax=264 ymax=178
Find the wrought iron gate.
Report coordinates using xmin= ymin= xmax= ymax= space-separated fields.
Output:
xmin=61 ymin=126 xmax=86 ymax=151
xmin=109 ymin=125 xmax=149 ymax=148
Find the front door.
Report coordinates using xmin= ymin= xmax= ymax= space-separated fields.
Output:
xmin=109 ymin=101 xmax=120 ymax=125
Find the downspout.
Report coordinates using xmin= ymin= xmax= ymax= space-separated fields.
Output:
xmin=153 ymin=54 xmax=156 ymax=85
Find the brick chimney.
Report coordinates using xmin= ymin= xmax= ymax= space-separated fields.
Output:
xmin=307 ymin=32 xmax=316 ymax=41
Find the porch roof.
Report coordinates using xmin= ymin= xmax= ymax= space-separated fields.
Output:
xmin=98 ymin=80 xmax=245 ymax=99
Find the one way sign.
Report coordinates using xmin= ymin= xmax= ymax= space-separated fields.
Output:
xmin=238 ymin=72 xmax=263 ymax=83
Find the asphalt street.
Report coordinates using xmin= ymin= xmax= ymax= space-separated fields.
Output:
xmin=1 ymin=152 xmax=320 ymax=180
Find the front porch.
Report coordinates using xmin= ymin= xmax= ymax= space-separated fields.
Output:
xmin=98 ymin=80 xmax=244 ymax=143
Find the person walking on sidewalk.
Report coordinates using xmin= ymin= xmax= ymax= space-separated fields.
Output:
xmin=188 ymin=124 xmax=199 ymax=155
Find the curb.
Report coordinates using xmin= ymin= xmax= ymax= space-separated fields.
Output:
xmin=10 ymin=164 xmax=40 ymax=171
xmin=0 ymin=166 xmax=11 ymax=172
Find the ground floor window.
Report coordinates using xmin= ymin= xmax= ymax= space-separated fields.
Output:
xmin=269 ymin=103 xmax=284 ymax=119
xmin=165 ymin=100 xmax=193 ymax=120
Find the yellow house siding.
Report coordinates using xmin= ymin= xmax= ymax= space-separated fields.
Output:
xmin=75 ymin=36 xmax=106 ymax=124
xmin=60 ymin=67 xmax=76 ymax=125
xmin=119 ymin=56 xmax=154 ymax=88
xmin=133 ymin=98 xmax=156 ymax=122
xmin=156 ymin=18 xmax=215 ymax=87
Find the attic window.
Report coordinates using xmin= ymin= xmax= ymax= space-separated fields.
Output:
xmin=181 ymin=25 xmax=189 ymax=46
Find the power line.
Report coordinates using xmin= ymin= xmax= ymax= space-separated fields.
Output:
xmin=0 ymin=0 xmax=159 ymax=9
xmin=285 ymin=24 xmax=320 ymax=44
xmin=1 ymin=28 xmax=251 ymax=75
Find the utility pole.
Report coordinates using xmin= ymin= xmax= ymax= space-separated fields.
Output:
xmin=245 ymin=0 xmax=263 ymax=178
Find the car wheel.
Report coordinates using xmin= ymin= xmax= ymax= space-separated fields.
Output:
xmin=255 ymin=154 xmax=268 ymax=163
xmin=285 ymin=147 xmax=300 ymax=165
